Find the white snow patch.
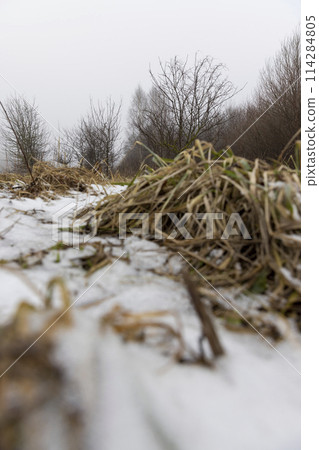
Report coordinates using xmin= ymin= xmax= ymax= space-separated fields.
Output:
xmin=0 ymin=188 xmax=300 ymax=449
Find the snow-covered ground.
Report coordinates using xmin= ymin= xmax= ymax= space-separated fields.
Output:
xmin=0 ymin=186 xmax=300 ymax=450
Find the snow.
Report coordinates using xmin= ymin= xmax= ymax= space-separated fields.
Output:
xmin=0 ymin=186 xmax=300 ymax=449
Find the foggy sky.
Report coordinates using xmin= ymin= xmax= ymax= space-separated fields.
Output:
xmin=0 ymin=0 xmax=299 ymax=154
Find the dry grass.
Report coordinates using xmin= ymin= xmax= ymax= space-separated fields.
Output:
xmin=0 ymin=161 xmax=124 ymax=198
xmin=89 ymin=140 xmax=301 ymax=325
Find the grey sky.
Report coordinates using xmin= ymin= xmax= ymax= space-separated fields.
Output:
xmin=1 ymin=0 xmax=299 ymax=140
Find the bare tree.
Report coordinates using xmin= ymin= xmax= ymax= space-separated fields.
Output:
xmin=219 ymin=29 xmax=301 ymax=161
xmin=63 ymin=98 xmax=121 ymax=175
xmin=51 ymin=136 xmax=74 ymax=166
xmin=128 ymin=56 xmax=237 ymax=158
xmin=258 ymin=30 xmax=301 ymax=129
xmin=254 ymin=29 xmax=301 ymax=160
xmin=0 ymin=95 xmax=50 ymax=173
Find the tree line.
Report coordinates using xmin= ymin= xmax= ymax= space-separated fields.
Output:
xmin=0 ymin=29 xmax=300 ymax=175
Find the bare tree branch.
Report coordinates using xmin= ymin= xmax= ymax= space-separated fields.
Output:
xmin=0 ymin=95 xmax=50 ymax=174
xmin=125 ymin=55 xmax=237 ymax=165
xmin=62 ymin=98 xmax=121 ymax=175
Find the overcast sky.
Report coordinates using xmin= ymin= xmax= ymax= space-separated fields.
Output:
xmin=0 ymin=0 xmax=299 ymax=143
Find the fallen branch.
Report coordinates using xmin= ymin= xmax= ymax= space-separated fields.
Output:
xmin=183 ymin=271 xmax=224 ymax=358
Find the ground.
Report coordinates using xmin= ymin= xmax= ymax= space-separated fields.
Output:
xmin=0 ymin=185 xmax=300 ymax=450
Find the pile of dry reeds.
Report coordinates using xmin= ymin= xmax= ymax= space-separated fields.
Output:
xmin=90 ymin=140 xmax=301 ymax=323
xmin=0 ymin=161 xmax=109 ymax=198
